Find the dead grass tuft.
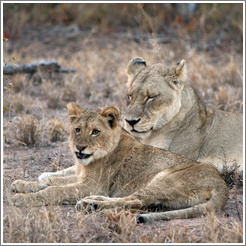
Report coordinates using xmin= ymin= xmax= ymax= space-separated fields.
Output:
xmin=223 ymin=57 xmax=242 ymax=87
xmin=48 ymin=118 xmax=68 ymax=142
xmin=15 ymin=115 xmax=41 ymax=147
xmin=47 ymin=95 xmax=63 ymax=109
xmin=139 ymin=221 xmax=196 ymax=243
xmin=13 ymin=100 xmax=24 ymax=114
xmin=203 ymin=213 xmax=243 ymax=243
xmin=105 ymin=209 xmax=138 ymax=242
xmin=3 ymin=206 xmax=79 ymax=243
xmin=61 ymin=86 xmax=77 ymax=102
xmin=12 ymin=94 xmax=33 ymax=114
xmin=215 ymin=85 xmax=242 ymax=112
xmin=11 ymin=75 xmax=25 ymax=93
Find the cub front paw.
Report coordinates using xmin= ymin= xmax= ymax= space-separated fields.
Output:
xmin=76 ymin=199 xmax=98 ymax=212
xmin=83 ymin=195 xmax=109 ymax=201
xmin=11 ymin=193 xmax=29 ymax=207
xmin=38 ymin=172 xmax=54 ymax=181
xmin=11 ymin=180 xmax=27 ymax=193
xmin=11 ymin=180 xmax=38 ymax=193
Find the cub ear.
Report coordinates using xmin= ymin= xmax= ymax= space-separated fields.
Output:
xmin=100 ymin=106 xmax=120 ymax=129
xmin=127 ymin=57 xmax=146 ymax=81
xmin=67 ymin=102 xmax=83 ymax=123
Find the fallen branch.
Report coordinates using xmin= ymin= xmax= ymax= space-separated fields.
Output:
xmin=3 ymin=60 xmax=76 ymax=75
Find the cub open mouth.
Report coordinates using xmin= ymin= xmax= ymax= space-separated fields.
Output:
xmin=75 ymin=152 xmax=92 ymax=159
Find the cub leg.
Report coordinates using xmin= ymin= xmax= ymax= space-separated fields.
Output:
xmin=79 ymin=188 xmax=223 ymax=223
xmin=11 ymin=182 xmax=100 ymax=207
xmin=79 ymin=168 xmax=202 ymax=210
xmin=77 ymin=195 xmax=143 ymax=210
xmin=38 ymin=165 xmax=76 ymax=181
xmin=137 ymin=188 xmax=227 ymax=223
xmin=11 ymin=175 xmax=78 ymax=193
xmin=79 ymin=166 xmax=228 ymax=223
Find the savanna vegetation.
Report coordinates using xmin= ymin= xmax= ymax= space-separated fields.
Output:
xmin=2 ymin=3 xmax=243 ymax=243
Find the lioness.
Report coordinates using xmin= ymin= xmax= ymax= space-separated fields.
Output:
xmin=125 ymin=58 xmax=243 ymax=175
xmin=11 ymin=103 xmax=228 ymax=223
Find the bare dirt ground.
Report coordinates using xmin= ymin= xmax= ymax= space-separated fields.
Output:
xmin=3 ymin=22 xmax=243 ymax=243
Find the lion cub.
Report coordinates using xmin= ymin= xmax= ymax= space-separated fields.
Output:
xmin=11 ymin=103 xmax=228 ymax=223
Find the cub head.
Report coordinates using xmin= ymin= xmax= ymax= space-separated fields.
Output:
xmin=125 ymin=57 xmax=187 ymax=139
xmin=67 ymin=102 xmax=121 ymax=166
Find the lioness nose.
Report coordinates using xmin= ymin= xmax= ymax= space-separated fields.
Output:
xmin=125 ymin=118 xmax=141 ymax=127
xmin=76 ymin=145 xmax=87 ymax=151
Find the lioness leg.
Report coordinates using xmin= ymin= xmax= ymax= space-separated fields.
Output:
xmin=38 ymin=165 xmax=76 ymax=181
xmin=11 ymin=175 xmax=78 ymax=193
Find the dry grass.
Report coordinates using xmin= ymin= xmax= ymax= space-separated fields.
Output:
xmin=11 ymin=74 xmax=25 ymax=93
xmin=4 ymin=114 xmax=69 ymax=147
xmin=203 ymin=213 xmax=243 ymax=243
xmin=3 ymin=3 xmax=243 ymax=38
xmin=2 ymin=2 xmax=243 ymax=244
xmin=3 ymin=206 xmax=76 ymax=243
xmin=3 ymin=37 xmax=243 ymax=242
xmin=2 ymin=204 xmax=243 ymax=243
xmin=47 ymin=94 xmax=63 ymax=109
xmin=3 ymin=39 xmax=243 ymax=241
xmin=11 ymin=94 xmax=33 ymax=115
xmin=48 ymin=118 xmax=68 ymax=143
xmin=15 ymin=115 xmax=41 ymax=147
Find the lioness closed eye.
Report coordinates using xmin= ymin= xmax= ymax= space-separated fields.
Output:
xmin=125 ymin=57 xmax=243 ymax=177
xmin=11 ymin=103 xmax=228 ymax=223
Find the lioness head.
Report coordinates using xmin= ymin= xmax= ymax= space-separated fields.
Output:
xmin=67 ymin=102 xmax=121 ymax=166
xmin=125 ymin=57 xmax=187 ymax=139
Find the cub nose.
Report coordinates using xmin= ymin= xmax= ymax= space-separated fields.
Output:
xmin=76 ymin=145 xmax=88 ymax=151
xmin=125 ymin=118 xmax=141 ymax=127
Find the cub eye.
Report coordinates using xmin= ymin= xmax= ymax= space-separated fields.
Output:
xmin=75 ymin=128 xmax=81 ymax=133
xmin=91 ymin=129 xmax=100 ymax=136
xmin=75 ymin=128 xmax=81 ymax=134
xmin=172 ymin=80 xmax=178 ymax=85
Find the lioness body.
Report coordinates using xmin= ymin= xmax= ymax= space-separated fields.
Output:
xmin=11 ymin=103 xmax=228 ymax=222
xmin=125 ymin=58 xmax=243 ymax=175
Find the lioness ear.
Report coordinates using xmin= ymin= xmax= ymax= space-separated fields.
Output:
xmin=168 ymin=59 xmax=186 ymax=90
xmin=100 ymin=106 xmax=120 ymax=129
xmin=67 ymin=102 xmax=83 ymax=123
xmin=127 ymin=57 xmax=146 ymax=81
xmin=175 ymin=59 xmax=187 ymax=80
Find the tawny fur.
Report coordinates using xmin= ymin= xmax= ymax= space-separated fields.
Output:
xmin=11 ymin=103 xmax=228 ymax=223
xmin=125 ymin=58 xmax=243 ymax=176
